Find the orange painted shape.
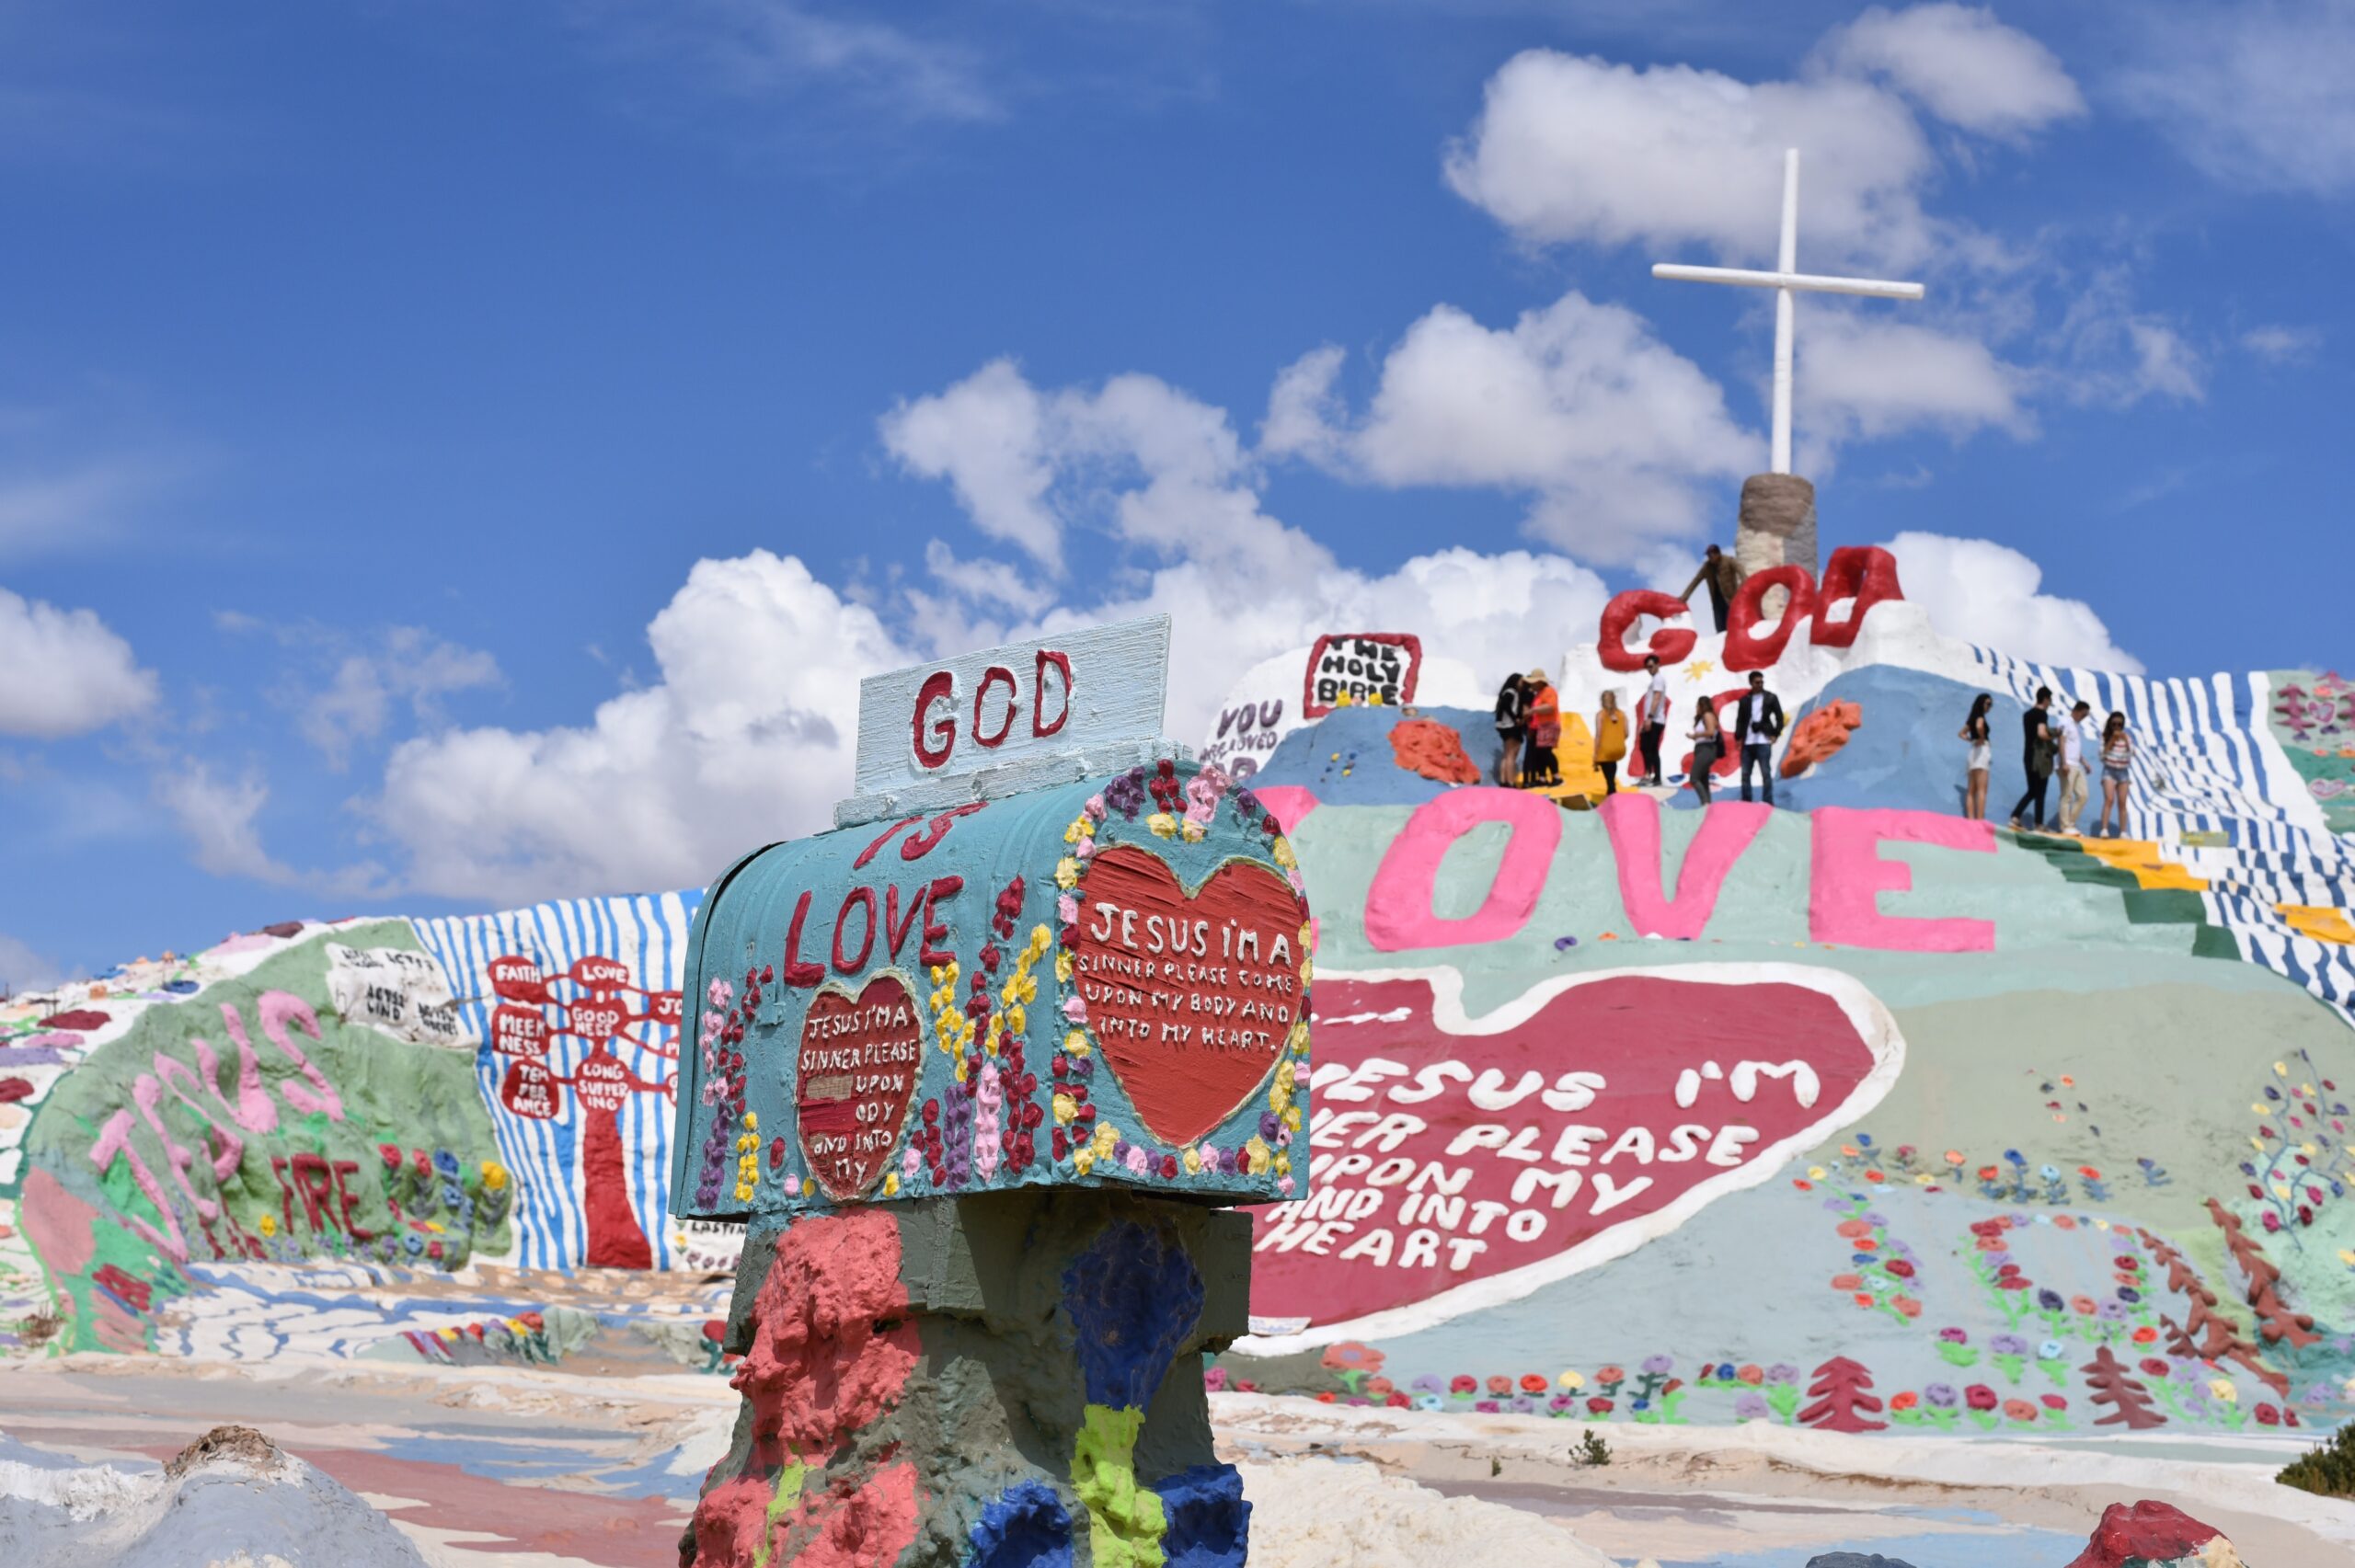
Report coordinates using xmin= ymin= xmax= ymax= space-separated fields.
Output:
xmin=2076 ymin=839 xmax=2208 ymax=891
xmin=2280 ymin=905 xmax=2355 ymax=944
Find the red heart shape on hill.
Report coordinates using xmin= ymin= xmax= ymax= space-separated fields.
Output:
xmin=1247 ymin=966 xmax=1901 ymax=1344
xmin=1073 ymin=843 xmax=1304 ymax=1149
xmin=797 ymin=972 xmax=924 ymax=1202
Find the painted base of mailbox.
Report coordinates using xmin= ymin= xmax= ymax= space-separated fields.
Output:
xmin=685 ymin=1189 xmax=1254 ymax=1567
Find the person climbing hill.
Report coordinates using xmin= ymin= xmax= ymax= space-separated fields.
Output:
xmin=2098 ymin=710 xmax=2133 ymax=839
xmin=1687 ymin=695 xmax=1724 ymax=805
xmin=1679 ymin=544 xmax=1744 ymax=634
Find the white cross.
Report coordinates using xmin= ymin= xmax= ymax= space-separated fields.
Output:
xmin=1652 ymin=149 xmax=1924 ymax=475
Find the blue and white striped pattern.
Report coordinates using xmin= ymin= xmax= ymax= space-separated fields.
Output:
xmin=412 ymin=890 xmax=702 ymax=1271
xmin=1964 ymin=647 xmax=2355 ymax=1025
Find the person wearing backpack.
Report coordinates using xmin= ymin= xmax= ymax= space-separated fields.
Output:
xmin=2009 ymin=687 xmax=2057 ymax=831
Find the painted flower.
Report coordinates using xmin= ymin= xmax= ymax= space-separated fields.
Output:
xmin=1557 ymin=1370 xmax=1585 ymax=1390
xmin=2003 ymin=1400 xmax=2038 ymax=1423
xmin=1322 ymin=1342 xmax=1384 ymax=1374
xmin=1989 ymin=1334 xmax=2028 ymax=1356
xmin=1938 ymin=1327 xmax=1969 ymax=1345
xmin=1520 ymin=1374 xmax=1548 ymax=1394
xmin=1736 ymin=1364 xmax=1764 ymax=1385
xmin=1965 ymin=1384 xmax=1998 ymax=1412
xmin=1923 ymin=1383 xmax=1959 ymax=1410
xmin=1734 ymin=1393 xmax=1770 ymax=1421
xmin=1486 ymin=1375 xmax=1511 ymax=1396
xmin=1765 ymin=1364 xmax=1799 ymax=1385
xmin=1640 ymin=1355 xmax=1673 ymax=1375
xmin=1586 ymin=1397 xmax=1614 ymax=1414
xmin=2040 ymin=1393 xmax=2067 ymax=1411
xmin=1450 ymin=1375 xmax=1476 ymax=1394
xmin=1595 ymin=1366 xmax=1626 ymax=1386
xmin=2209 ymin=1379 xmax=2238 ymax=1403
xmin=1890 ymin=1391 xmax=1920 ymax=1412
xmin=2038 ymin=1339 xmax=2065 ymax=1361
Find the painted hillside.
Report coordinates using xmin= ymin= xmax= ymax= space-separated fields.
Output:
xmin=6 ymin=562 xmax=2355 ymax=1463
xmin=1217 ymin=570 xmax=2355 ymax=1447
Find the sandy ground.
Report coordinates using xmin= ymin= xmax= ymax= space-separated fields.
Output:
xmin=6 ymin=1358 xmax=2354 ymax=1565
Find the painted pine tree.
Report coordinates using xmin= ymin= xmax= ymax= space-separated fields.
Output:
xmin=1797 ymin=1356 xmax=1886 ymax=1432
xmin=2082 ymin=1346 xmax=2167 ymax=1430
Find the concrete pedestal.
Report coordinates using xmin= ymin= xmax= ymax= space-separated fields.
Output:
xmin=684 ymin=1190 xmax=1253 ymax=1567
xmin=1736 ymin=473 xmax=1819 ymax=618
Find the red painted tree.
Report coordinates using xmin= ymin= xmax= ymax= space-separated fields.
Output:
xmin=488 ymin=952 xmax=682 ymax=1270
xmin=1798 ymin=1356 xmax=1886 ymax=1432
xmin=2081 ymin=1346 xmax=2167 ymax=1429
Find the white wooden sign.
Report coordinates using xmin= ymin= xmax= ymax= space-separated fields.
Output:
xmin=835 ymin=614 xmax=1184 ymax=827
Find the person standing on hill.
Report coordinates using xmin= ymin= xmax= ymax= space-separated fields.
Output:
xmin=1592 ymin=689 xmax=1627 ymax=797
xmin=1679 ymin=544 xmax=1744 ymax=634
xmin=2052 ymin=699 xmax=2095 ymax=835
xmin=1732 ymin=670 xmax=1785 ymax=806
xmin=1687 ymin=695 xmax=1724 ymax=805
xmin=2075 ymin=702 xmax=2104 ymax=830
xmin=2097 ymin=711 xmax=2133 ymax=839
xmin=1636 ymin=654 xmax=1671 ymax=784
xmin=1959 ymin=694 xmax=1993 ymax=820
xmin=2009 ymin=687 xmax=2057 ymax=832
xmin=1492 ymin=673 xmax=1527 ymax=787
xmin=1522 ymin=670 xmax=1561 ymax=788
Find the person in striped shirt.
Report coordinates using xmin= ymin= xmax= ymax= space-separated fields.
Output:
xmin=2096 ymin=710 xmax=2132 ymax=839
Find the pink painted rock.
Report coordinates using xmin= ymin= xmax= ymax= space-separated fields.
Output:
xmin=2064 ymin=1500 xmax=2240 ymax=1567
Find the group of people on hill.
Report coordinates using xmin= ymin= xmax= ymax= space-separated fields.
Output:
xmin=1492 ymin=658 xmax=1786 ymax=807
xmin=1961 ymin=686 xmax=2134 ymax=837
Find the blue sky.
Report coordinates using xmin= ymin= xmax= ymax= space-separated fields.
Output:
xmin=3 ymin=0 xmax=2350 ymax=986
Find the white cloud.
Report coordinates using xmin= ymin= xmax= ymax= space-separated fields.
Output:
xmin=1443 ymin=47 xmax=1943 ymax=270
xmin=1879 ymin=531 xmax=2142 ymax=672
xmin=153 ymin=762 xmax=301 ymax=885
xmin=0 ymin=456 xmax=178 ymax=560
xmin=1817 ymin=4 xmax=2085 ymax=140
xmin=1263 ymin=292 xmax=1757 ymax=562
xmin=2114 ymin=0 xmax=2355 ymax=196
xmin=0 ymin=932 xmax=74 ymax=995
xmin=880 ymin=360 xmax=1060 ymax=569
xmin=2240 ymin=324 xmax=2321 ymax=364
xmin=369 ymin=550 xmax=908 ymax=904
xmin=0 ymin=586 xmax=157 ymax=738
xmin=575 ymin=0 xmax=997 ymax=125
xmin=2043 ymin=269 xmax=2207 ymax=408
xmin=1797 ymin=310 xmax=2028 ymax=461
xmin=296 ymin=629 xmax=502 ymax=771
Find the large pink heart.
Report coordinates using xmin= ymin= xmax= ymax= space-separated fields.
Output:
xmin=1073 ymin=843 xmax=1304 ymax=1149
xmin=1247 ymin=967 xmax=1901 ymax=1344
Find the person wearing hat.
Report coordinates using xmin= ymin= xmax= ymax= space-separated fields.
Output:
xmin=1522 ymin=668 xmax=1561 ymax=787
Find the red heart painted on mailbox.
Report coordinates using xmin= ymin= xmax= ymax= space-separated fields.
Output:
xmin=1247 ymin=967 xmax=1901 ymax=1344
xmin=1071 ymin=843 xmax=1305 ymax=1149
xmin=796 ymin=972 xmax=925 ymax=1202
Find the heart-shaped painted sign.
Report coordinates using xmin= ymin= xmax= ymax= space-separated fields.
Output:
xmin=1073 ymin=843 xmax=1304 ymax=1148
xmin=796 ymin=971 xmax=925 ymax=1202
xmin=1247 ymin=964 xmax=1902 ymax=1346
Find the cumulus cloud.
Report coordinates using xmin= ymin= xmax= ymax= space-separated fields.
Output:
xmin=1816 ymin=4 xmax=2085 ymax=140
xmin=369 ymin=550 xmax=909 ymax=904
xmin=1797 ymin=311 xmax=2028 ymax=460
xmin=0 ymin=586 xmax=157 ymax=738
xmin=2114 ymin=0 xmax=2355 ymax=197
xmin=362 ymin=361 xmax=1615 ymax=901
xmin=1263 ymin=292 xmax=1757 ymax=561
xmin=1443 ymin=48 xmax=1942 ymax=269
xmin=1879 ymin=531 xmax=2141 ymax=672
xmin=296 ymin=629 xmax=502 ymax=771
xmin=880 ymin=360 xmax=1059 ymax=568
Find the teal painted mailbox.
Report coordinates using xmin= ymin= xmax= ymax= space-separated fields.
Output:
xmin=671 ymin=624 xmax=1315 ymax=1220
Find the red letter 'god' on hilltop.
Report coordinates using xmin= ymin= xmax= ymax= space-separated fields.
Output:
xmin=1600 ymin=545 xmax=1906 ymax=671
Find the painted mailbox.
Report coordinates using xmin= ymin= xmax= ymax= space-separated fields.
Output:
xmin=672 ymin=616 xmax=1315 ymax=1567
xmin=672 ymin=761 xmax=1315 ymax=1219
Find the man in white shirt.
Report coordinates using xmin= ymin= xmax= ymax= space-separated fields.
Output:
xmin=1637 ymin=655 xmax=1671 ymax=784
xmin=2053 ymin=699 xmax=2093 ymax=835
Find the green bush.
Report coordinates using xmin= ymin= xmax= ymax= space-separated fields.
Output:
xmin=2279 ymin=1421 xmax=2355 ymax=1498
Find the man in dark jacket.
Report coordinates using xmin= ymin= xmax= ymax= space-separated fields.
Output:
xmin=1680 ymin=544 xmax=1745 ymax=633
xmin=1732 ymin=670 xmax=1786 ymax=805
